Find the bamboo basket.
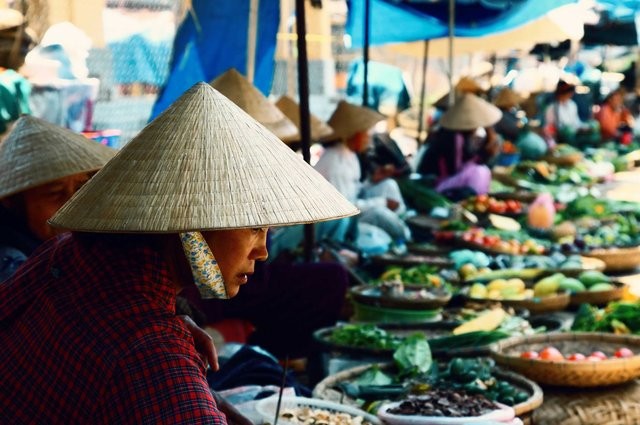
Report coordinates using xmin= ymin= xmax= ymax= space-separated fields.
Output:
xmin=583 ymin=246 xmax=640 ymax=272
xmin=371 ymin=253 xmax=453 ymax=268
xmin=463 ymin=290 xmax=571 ymax=315
xmin=491 ymin=332 xmax=640 ymax=387
xmin=533 ymin=379 xmax=640 ymax=425
xmin=312 ymin=362 xmax=543 ymax=418
xmin=569 ymin=281 xmax=625 ymax=307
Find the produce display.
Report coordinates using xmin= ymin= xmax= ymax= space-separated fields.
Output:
xmin=461 ymin=194 xmax=524 ymax=215
xmin=279 ymin=407 xmax=373 ymax=425
xmin=458 ymin=228 xmax=547 ymax=255
xmin=377 ymin=265 xmax=446 ymax=288
xmin=385 ymin=391 xmax=499 ymax=417
xmin=571 ymin=302 xmax=640 ymax=334
xmin=519 ymin=346 xmax=634 ymax=361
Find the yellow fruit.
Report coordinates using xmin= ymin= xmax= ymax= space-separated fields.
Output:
xmin=506 ymin=278 xmax=526 ymax=292
xmin=453 ymin=308 xmax=507 ymax=335
xmin=469 ymin=283 xmax=488 ymax=299
xmin=459 ymin=263 xmax=478 ymax=279
xmin=487 ymin=279 xmax=508 ymax=292
xmin=488 ymin=289 xmax=502 ymax=300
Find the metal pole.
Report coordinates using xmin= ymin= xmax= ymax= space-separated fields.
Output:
xmin=417 ymin=40 xmax=429 ymax=145
xmin=447 ymin=0 xmax=455 ymax=107
xmin=295 ymin=0 xmax=314 ymax=261
xmin=246 ymin=0 xmax=259 ymax=84
xmin=362 ymin=0 xmax=371 ymax=107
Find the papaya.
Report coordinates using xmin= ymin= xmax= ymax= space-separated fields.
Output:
xmin=533 ymin=273 xmax=564 ymax=297
xmin=589 ymin=282 xmax=615 ymax=292
xmin=559 ymin=277 xmax=586 ymax=293
xmin=578 ymin=271 xmax=611 ymax=288
xmin=453 ymin=308 xmax=507 ymax=335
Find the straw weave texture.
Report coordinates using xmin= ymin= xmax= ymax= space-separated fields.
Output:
xmin=327 ymin=100 xmax=384 ymax=141
xmin=440 ymin=93 xmax=503 ymax=131
xmin=494 ymin=88 xmax=523 ymax=109
xmin=210 ymin=68 xmax=298 ymax=141
xmin=50 ymin=83 xmax=358 ymax=232
xmin=275 ymin=95 xmax=333 ymax=142
xmin=0 ymin=116 xmax=116 ymax=199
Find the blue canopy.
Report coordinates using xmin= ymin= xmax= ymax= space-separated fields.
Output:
xmin=346 ymin=0 xmax=577 ymax=46
xmin=151 ymin=0 xmax=280 ymax=119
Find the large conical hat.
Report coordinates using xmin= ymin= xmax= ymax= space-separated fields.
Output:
xmin=0 ymin=116 xmax=116 ymax=199
xmin=494 ymin=88 xmax=524 ymax=109
xmin=50 ymin=83 xmax=358 ymax=232
xmin=209 ymin=68 xmax=298 ymax=142
xmin=275 ymin=95 xmax=334 ymax=142
xmin=327 ymin=100 xmax=384 ymax=141
xmin=439 ymin=93 xmax=503 ymax=131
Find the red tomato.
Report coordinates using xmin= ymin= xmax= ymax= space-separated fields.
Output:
xmin=566 ymin=353 xmax=586 ymax=361
xmin=539 ymin=346 xmax=564 ymax=361
xmin=520 ymin=351 xmax=539 ymax=359
xmin=590 ymin=351 xmax=608 ymax=360
xmin=614 ymin=348 xmax=634 ymax=358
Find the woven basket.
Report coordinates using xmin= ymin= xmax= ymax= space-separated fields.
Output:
xmin=532 ymin=379 xmax=640 ymax=425
xmin=463 ymin=290 xmax=571 ymax=315
xmin=569 ymin=281 xmax=625 ymax=307
xmin=491 ymin=332 xmax=640 ymax=387
xmin=312 ymin=362 xmax=543 ymax=418
xmin=490 ymin=191 xmax=538 ymax=203
xmin=350 ymin=285 xmax=452 ymax=311
xmin=583 ymin=246 xmax=640 ymax=272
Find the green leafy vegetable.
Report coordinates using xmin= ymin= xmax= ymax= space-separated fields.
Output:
xmin=329 ymin=324 xmax=402 ymax=350
xmin=354 ymin=365 xmax=393 ymax=386
xmin=393 ymin=333 xmax=432 ymax=376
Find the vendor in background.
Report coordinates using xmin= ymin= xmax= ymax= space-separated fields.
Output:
xmin=416 ymin=93 xmax=502 ymax=199
xmin=543 ymin=80 xmax=592 ymax=144
xmin=493 ymin=87 xmax=526 ymax=142
xmin=0 ymin=83 xmax=357 ymax=423
xmin=596 ymin=88 xmax=635 ymax=143
xmin=0 ymin=115 xmax=115 ymax=281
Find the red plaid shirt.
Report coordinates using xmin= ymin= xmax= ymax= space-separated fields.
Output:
xmin=0 ymin=233 xmax=227 ymax=424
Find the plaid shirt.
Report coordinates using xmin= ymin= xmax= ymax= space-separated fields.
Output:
xmin=0 ymin=233 xmax=226 ymax=424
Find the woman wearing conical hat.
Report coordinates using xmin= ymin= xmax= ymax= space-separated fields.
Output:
xmin=0 ymin=116 xmax=115 ymax=281
xmin=0 ymin=83 xmax=357 ymax=423
xmin=493 ymin=87 xmax=527 ymax=142
xmin=417 ymin=93 xmax=502 ymax=198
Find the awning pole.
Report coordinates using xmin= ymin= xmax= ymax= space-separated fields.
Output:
xmin=363 ymin=0 xmax=371 ymax=107
xmin=447 ymin=0 xmax=455 ymax=107
xmin=247 ymin=0 xmax=259 ymax=83
xmin=295 ymin=0 xmax=315 ymax=261
xmin=417 ymin=39 xmax=429 ymax=144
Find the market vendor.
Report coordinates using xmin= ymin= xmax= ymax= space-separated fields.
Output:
xmin=416 ymin=93 xmax=502 ymax=199
xmin=0 ymin=83 xmax=357 ymax=423
xmin=543 ymin=80 xmax=593 ymax=144
xmin=595 ymin=88 xmax=634 ymax=143
xmin=0 ymin=115 xmax=115 ymax=281
xmin=493 ymin=87 xmax=526 ymax=142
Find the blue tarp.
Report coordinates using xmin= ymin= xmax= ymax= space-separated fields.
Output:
xmin=151 ymin=0 xmax=280 ymax=119
xmin=346 ymin=0 xmax=577 ymax=47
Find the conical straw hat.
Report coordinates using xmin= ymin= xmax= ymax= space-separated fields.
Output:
xmin=439 ymin=93 xmax=503 ymax=131
xmin=0 ymin=116 xmax=116 ymax=199
xmin=209 ymin=68 xmax=299 ymax=142
xmin=494 ymin=88 xmax=524 ymax=109
xmin=327 ymin=100 xmax=384 ymax=141
xmin=275 ymin=95 xmax=334 ymax=142
xmin=50 ymin=83 xmax=359 ymax=233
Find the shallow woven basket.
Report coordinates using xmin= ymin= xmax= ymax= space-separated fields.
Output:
xmin=533 ymin=379 xmax=640 ymax=425
xmin=463 ymin=290 xmax=571 ymax=315
xmin=568 ymin=281 xmax=625 ymax=307
xmin=312 ymin=362 xmax=543 ymax=418
xmin=491 ymin=332 xmax=640 ymax=387
xmin=583 ymin=246 xmax=640 ymax=272
xmin=371 ymin=253 xmax=453 ymax=268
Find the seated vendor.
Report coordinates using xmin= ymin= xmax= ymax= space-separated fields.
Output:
xmin=493 ymin=87 xmax=526 ymax=142
xmin=0 ymin=115 xmax=115 ymax=281
xmin=416 ymin=93 xmax=502 ymax=199
xmin=543 ymin=80 xmax=594 ymax=145
xmin=0 ymin=83 xmax=357 ymax=423
xmin=596 ymin=88 xmax=635 ymax=143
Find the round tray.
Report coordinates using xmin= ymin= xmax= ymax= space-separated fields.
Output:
xmin=407 ymin=243 xmax=453 ymax=256
xmin=490 ymin=191 xmax=538 ymax=203
xmin=256 ymin=396 xmax=382 ymax=425
xmin=350 ymin=285 xmax=452 ymax=311
xmin=583 ymin=246 xmax=640 ymax=272
xmin=312 ymin=363 xmax=543 ymax=419
xmin=377 ymin=400 xmax=515 ymax=425
xmin=490 ymin=332 xmax=640 ymax=387
xmin=352 ymin=301 xmax=443 ymax=324
xmin=568 ymin=281 xmax=625 ymax=307
xmin=370 ymin=253 xmax=453 ymax=268
xmin=462 ymin=290 xmax=571 ymax=315
xmin=406 ymin=215 xmax=447 ymax=231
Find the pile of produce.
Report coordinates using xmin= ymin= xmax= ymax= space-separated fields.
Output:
xmin=329 ymin=324 xmax=402 ymax=350
xmin=571 ymin=302 xmax=640 ymax=334
xmin=386 ymin=390 xmax=499 ymax=417
xmin=461 ymin=194 xmax=524 ymax=215
xmin=376 ymin=265 xmax=445 ymax=288
xmin=519 ymin=346 xmax=633 ymax=361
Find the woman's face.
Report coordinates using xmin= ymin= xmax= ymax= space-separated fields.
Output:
xmin=346 ymin=131 xmax=371 ymax=153
xmin=203 ymin=228 xmax=269 ymax=297
xmin=21 ymin=172 xmax=91 ymax=241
